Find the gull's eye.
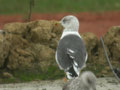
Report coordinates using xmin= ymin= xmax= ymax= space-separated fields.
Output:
xmin=63 ymin=17 xmax=71 ymax=24
xmin=63 ymin=18 xmax=67 ymax=23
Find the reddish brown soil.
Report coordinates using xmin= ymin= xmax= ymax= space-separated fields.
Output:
xmin=0 ymin=12 xmax=120 ymax=38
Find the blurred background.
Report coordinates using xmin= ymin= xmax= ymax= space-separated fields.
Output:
xmin=0 ymin=0 xmax=120 ymax=37
xmin=0 ymin=0 xmax=120 ymax=14
xmin=0 ymin=0 xmax=120 ymax=83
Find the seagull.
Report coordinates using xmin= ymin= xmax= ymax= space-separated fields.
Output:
xmin=62 ymin=71 xmax=97 ymax=90
xmin=56 ymin=15 xmax=88 ymax=79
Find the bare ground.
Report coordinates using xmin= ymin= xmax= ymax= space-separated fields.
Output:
xmin=0 ymin=12 xmax=120 ymax=38
xmin=0 ymin=77 xmax=120 ymax=90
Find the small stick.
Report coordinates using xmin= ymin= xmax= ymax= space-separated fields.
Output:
xmin=28 ymin=0 xmax=34 ymax=21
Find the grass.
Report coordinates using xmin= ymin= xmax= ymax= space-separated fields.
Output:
xmin=1 ymin=66 xmax=64 ymax=83
xmin=0 ymin=0 xmax=120 ymax=15
xmin=13 ymin=66 xmax=64 ymax=82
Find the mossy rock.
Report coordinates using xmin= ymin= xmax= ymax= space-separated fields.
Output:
xmin=0 ymin=20 xmax=120 ymax=83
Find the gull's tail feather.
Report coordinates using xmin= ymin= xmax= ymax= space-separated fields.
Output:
xmin=66 ymin=66 xmax=78 ymax=79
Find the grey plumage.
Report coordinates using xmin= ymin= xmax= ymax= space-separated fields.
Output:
xmin=63 ymin=71 xmax=97 ymax=90
xmin=56 ymin=34 xmax=87 ymax=70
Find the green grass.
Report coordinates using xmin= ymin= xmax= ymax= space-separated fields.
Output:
xmin=0 ymin=0 xmax=120 ymax=15
xmin=13 ymin=66 xmax=64 ymax=82
xmin=1 ymin=66 xmax=64 ymax=83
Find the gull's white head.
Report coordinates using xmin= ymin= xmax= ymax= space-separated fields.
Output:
xmin=60 ymin=15 xmax=79 ymax=32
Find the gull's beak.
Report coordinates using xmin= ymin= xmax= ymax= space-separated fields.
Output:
xmin=55 ymin=21 xmax=61 ymax=25
xmin=55 ymin=21 xmax=61 ymax=26
xmin=59 ymin=20 xmax=64 ymax=28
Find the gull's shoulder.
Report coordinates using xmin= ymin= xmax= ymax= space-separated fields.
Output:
xmin=61 ymin=31 xmax=82 ymax=39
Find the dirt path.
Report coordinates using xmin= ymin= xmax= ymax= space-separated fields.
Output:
xmin=0 ymin=77 xmax=119 ymax=90
xmin=0 ymin=12 xmax=120 ymax=38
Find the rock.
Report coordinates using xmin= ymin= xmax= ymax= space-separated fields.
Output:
xmin=3 ymin=22 xmax=27 ymax=34
xmin=4 ymin=34 xmax=34 ymax=70
xmin=104 ymin=26 xmax=120 ymax=63
xmin=82 ymin=27 xmax=120 ymax=77
xmin=97 ymin=26 xmax=120 ymax=76
xmin=0 ymin=31 xmax=11 ymax=68
xmin=0 ymin=33 xmax=5 ymax=67
xmin=0 ymin=19 xmax=120 ymax=80
xmin=81 ymin=32 xmax=99 ymax=62
xmin=1 ymin=20 xmax=63 ymax=73
xmin=32 ymin=44 xmax=55 ymax=71
xmin=98 ymin=26 xmax=120 ymax=70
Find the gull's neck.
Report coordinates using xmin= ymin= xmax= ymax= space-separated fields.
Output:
xmin=63 ymin=27 xmax=78 ymax=32
xmin=60 ymin=28 xmax=81 ymax=39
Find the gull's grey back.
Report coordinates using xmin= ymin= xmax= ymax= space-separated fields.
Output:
xmin=56 ymin=34 xmax=87 ymax=70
